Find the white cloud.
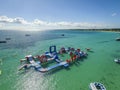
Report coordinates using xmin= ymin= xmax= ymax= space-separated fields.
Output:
xmin=0 ymin=15 xmax=109 ymax=30
xmin=33 ymin=19 xmax=47 ymax=25
xmin=13 ymin=17 xmax=29 ymax=24
xmin=0 ymin=16 xmax=29 ymax=24
xmin=112 ymin=13 xmax=117 ymax=16
xmin=0 ymin=16 xmax=13 ymax=23
xmin=0 ymin=23 xmax=4 ymax=27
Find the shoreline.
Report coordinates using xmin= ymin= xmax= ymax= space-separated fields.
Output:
xmin=68 ymin=29 xmax=120 ymax=32
xmin=0 ymin=29 xmax=120 ymax=33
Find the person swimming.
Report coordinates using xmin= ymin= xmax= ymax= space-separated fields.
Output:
xmin=85 ymin=48 xmax=91 ymax=51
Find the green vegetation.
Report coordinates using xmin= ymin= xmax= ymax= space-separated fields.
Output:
xmin=69 ymin=29 xmax=120 ymax=32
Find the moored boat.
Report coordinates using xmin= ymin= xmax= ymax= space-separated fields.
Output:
xmin=89 ymin=82 xmax=106 ymax=90
xmin=114 ymin=58 xmax=120 ymax=64
xmin=25 ymin=34 xmax=31 ymax=36
xmin=116 ymin=37 xmax=120 ymax=41
xmin=61 ymin=34 xmax=64 ymax=36
xmin=0 ymin=41 xmax=7 ymax=43
xmin=5 ymin=38 xmax=11 ymax=40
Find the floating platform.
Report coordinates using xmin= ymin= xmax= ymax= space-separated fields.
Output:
xmin=37 ymin=61 xmax=69 ymax=72
xmin=26 ymin=55 xmax=41 ymax=69
xmin=25 ymin=55 xmax=69 ymax=72
xmin=19 ymin=46 xmax=87 ymax=73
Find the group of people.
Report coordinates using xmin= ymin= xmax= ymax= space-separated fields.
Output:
xmin=59 ymin=47 xmax=67 ymax=54
xmin=24 ymin=47 xmax=89 ymax=64
xmin=36 ymin=55 xmax=48 ymax=63
xmin=59 ymin=47 xmax=76 ymax=54
xmin=66 ymin=48 xmax=87 ymax=63
xmin=58 ymin=47 xmax=89 ymax=63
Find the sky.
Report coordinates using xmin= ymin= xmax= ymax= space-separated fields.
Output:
xmin=0 ymin=0 xmax=120 ymax=30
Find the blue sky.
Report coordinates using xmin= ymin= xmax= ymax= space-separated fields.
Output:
xmin=0 ymin=0 xmax=120 ymax=30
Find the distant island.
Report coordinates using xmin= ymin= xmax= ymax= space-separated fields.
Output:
xmin=68 ymin=28 xmax=120 ymax=32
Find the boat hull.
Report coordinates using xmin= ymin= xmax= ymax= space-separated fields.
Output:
xmin=114 ymin=59 xmax=120 ymax=63
xmin=89 ymin=82 xmax=106 ymax=90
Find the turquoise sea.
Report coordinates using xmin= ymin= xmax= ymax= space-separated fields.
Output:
xmin=0 ymin=30 xmax=120 ymax=90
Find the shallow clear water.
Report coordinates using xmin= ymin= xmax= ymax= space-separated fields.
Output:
xmin=0 ymin=30 xmax=120 ymax=90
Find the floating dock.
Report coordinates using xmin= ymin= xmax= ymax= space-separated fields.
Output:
xmin=25 ymin=55 xmax=68 ymax=72
xmin=19 ymin=45 xmax=87 ymax=73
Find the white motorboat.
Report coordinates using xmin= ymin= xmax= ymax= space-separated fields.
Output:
xmin=114 ymin=58 xmax=120 ymax=64
xmin=89 ymin=82 xmax=106 ymax=90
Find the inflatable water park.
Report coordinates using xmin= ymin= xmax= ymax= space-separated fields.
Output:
xmin=19 ymin=46 xmax=88 ymax=72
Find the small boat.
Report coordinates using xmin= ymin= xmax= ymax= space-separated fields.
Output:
xmin=5 ymin=38 xmax=11 ymax=40
xmin=25 ymin=34 xmax=31 ymax=36
xmin=89 ymin=82 xmax=106 ymax=90
xmin=61 ymin=34 xmax=64 ymax=36
xmin=0 ymin=41 xmax=7 ymax=43
xmin=114 ymin=58 xmax=120 ymax=64
xmin=116 ymin=37 xmax=120 ymax=41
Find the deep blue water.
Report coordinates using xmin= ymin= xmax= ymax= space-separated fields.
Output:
xmin=0 ymin=30 xmax=101 ymax=49
xmin=0 ymin=30 xmax=68 ymax=49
